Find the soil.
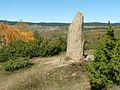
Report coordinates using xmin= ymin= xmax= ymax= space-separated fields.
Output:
xmin=0 ymin=53 xmax=90 ymax=90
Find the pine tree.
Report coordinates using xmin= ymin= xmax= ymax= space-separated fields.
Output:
xmin=87 ymin=22 xmax=120 ymax=90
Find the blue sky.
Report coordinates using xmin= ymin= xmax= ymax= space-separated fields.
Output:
xmin=0 ymin=0 xmax=120 ymax=23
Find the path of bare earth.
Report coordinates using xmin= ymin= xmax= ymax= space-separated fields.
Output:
xmin=0 ymin=53 xmax=90 ymax=90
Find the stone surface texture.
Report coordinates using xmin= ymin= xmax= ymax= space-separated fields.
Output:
xmin=66 ymin=11 xmax=84 ymax=61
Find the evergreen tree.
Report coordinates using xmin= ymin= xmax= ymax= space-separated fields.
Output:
xmin=87 ymin=22 xmax=120 ymax=90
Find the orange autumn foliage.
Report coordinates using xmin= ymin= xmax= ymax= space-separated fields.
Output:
xmin=0 ymin=23 xmax=34 ymax=45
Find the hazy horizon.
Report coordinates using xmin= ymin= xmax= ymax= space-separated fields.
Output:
xmin=1 ymin=20 xmax=120 ymax=23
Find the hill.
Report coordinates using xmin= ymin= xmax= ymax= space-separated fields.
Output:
xmin=0 ymin=20 xmax=120 ymax=26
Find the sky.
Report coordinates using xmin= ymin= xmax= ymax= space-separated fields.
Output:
xmin=0 ymin=0 xmax=120 ymax=23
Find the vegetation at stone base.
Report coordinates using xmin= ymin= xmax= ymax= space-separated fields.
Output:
xmin=33 ymin=31 xmax=67 ymax=56
xmin=87 ymin=22 xmax=120 ymax=90
xmin=39 ymin=37 xmax=66 ymax=57
xmin=4 ymin=57 xmax=33 ymax=71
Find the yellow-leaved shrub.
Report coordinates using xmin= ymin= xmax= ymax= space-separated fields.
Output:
xmin=0 ymin=23 xmax=34 ymax=45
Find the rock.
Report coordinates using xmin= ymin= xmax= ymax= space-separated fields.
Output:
xmin=71 ymin=72 xmax=77 ymax=77
xmin=66 ymin=11 xmax=84 ymax=61
xmin=84 ymin=55 xmax=94 ymax=61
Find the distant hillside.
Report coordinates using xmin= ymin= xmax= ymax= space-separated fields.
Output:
xmin=84 ymin=22 xmax=120 ymax=26
xmin=0 ymin=20 xmax=120 ymax=26
xmin=0 ymin=20 xmax=70 ymax=26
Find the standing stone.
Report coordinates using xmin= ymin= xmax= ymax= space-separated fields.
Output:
xmin=66 ymin=11 xmax=84 ymax=61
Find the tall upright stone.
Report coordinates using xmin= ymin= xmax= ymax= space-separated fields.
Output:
xmin=66 ymin=11 xmax=84 ymax=61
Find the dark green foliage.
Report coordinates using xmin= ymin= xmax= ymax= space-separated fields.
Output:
xmin=4 ymin=57 xmax=33 ymax=71
xmin=0 ymin=36 xmax=66 ymax=62
xmin=39 ymin=37 xmax=66 ymax=56
xmin=0 ymin=40 xmax=34 ymax=62
xmin=87 ymin=23 xmax=120 ymax=89
xmin=0 ymin=34 xmax=66 ymax=71
xmin=0 ymin=49 xmax=12 ymax=62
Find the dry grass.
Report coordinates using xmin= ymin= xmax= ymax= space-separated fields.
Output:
xmin=0 ymin=53 xmax=90 ymax=90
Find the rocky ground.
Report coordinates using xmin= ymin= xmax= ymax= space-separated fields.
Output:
xmin=0 ymin=53 xmax=91 ymax=90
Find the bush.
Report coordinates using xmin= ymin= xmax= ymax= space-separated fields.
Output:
xmin=0 ymin=44 xmax=17 ymax=62
xmin=0 ymin=36 xmax=66 ymax=62
xmin=39 ymin=37 xmax=66 ymax=56
xmin=0 ymin=40 xmax=32 ymax=62
xmin=4 ymin=57 xmax=33 ymax=71
xmin=0 ymin=29 xmax=66 ymax=71
xmin=40 ymin=39 xmax=61 ymax=56
xmin=87 ymin=22 xmax=120 ymax=90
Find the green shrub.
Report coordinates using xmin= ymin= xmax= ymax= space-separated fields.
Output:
xmin=0 ymin=50 xmax=11 ymax=62
xmin=87 ymin=22 xmax=120 ymax=90
xmin=0 ymin=40 xmax=31 ymax=62
xmin=39 ymin=37 xmax=66 ymax=56
xmin=4 ymin=57 xmax=33 ymax=71
xmin=0 ymin=44 xmax=17 ymax=62
xmin=0 ymin=36 xmax=66 ymax=62
xmin=41 ymin=39 xmax=61 ymax=56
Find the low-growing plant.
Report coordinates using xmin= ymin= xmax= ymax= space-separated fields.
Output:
xmin=0 ymin=36 xmax=66 ymax=62
xmin=4 ymin=57 xmax=33 ymax=71
xmin=39 ymin=37 xmax=66 ymax=56
xmin=0 ymin=40 xmax=32 ymax=62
